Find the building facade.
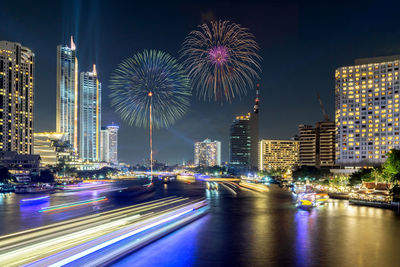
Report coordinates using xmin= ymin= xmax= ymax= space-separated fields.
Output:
xmin=317 ymin=121 xmax=336 ymax=167
xmin=229 ymin=85 xmax=259 ymax=169
xmin=33 ymin=132 xmax=66 ymax=167
xmin=0 ymin=41 xmax=34 ymax=154
xmin=258 ymin=139 xmax=299 ymax=171
xmin=0 ymin=151 xmax=40 ymax=175
xmin=194 ymin=139 xmax=221 ymax=167
xmin=107 ymin=125 xmax=119 ymax=164
xmin=298 ymin=124 xmax=316 ymax=166
xmin=79 ymin=65 xmax=101 ymax=161
xmin=230 ymin=113 xmax=252 ymax=168
xmin=100 ymin=125 xmax=119 ymax=164
xmin=335 ymin=56 xmax=400 ymax=166
xmin=56 ymin=36 xmax=78 ymax=152
xmin=100 ymin=128 xmax=109 ymax=162
xmin=299 ymin=121 xmax=335 ymax=167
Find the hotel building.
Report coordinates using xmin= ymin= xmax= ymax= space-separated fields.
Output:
xmin=56 ymin=36 xmax=78 ymax=152
xmin=194 ymin=139 xmax=221 ymax=167
xmin=258 ymin=139 xmax=299 ymax=171
xmin=79 ymin=65 xmax=101 ymax=161
xmin=335 ymin=56 xmax=400 ymax=166
xmin=0 ymin=41 xmax=34 ymax=154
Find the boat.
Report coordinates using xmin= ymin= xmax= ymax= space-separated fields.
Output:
xmin=296 ymin=193 xmax=316 ymax=209
xmin=0 ymin=184 xmax=15 ymax=193
xmin=20 ymin=196 xmax=50 ymax=205
xmin=315 ymin=193 xmax=329 ymax=205
xmin=15 ymin=184 xmax=54 ymax=194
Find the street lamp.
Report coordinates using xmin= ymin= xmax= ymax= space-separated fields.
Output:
xmin=148 ymin=91 xmax=153 ymax=180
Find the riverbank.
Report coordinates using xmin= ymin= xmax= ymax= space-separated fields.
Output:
xmin=349 ymin=199 xmax=400 ymax=212
xmin=328 ymin=192 xmax=349 ymax=200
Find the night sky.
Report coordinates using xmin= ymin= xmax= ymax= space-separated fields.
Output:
xmin=2 ymin=0 xmax=400 ymax=165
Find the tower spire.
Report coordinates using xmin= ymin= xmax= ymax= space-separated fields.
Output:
xmin=70 ymin=35 xmax=76 ymax=51
xmin=253 ymin=83 xmax=260 ymax=114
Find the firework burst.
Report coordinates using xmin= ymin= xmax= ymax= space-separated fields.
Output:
xmin=109 ymin=50 xmax=191 ymax=129
xmin=181 ymin=20 xmax=262 ymax=102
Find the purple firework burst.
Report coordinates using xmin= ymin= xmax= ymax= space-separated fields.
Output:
xmin=181 ymin=20 xmax=261 ymax=102
xmin=209 ymin=46 xmax=229 ymax=66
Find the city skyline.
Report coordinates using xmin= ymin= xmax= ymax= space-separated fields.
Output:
xmin=4 ymin=1 xmax=400 ymax=164
xmin=1 ymin=2 xmax=400 ymax=266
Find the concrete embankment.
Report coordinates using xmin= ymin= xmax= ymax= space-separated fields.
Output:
xmin=349 ymin=199 xmax=400 ymax=211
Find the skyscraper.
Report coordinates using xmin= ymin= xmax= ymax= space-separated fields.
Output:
xmin=317 ymin=121 xmax=335 ymax=167
xmin=194 ymin=139 xmax=221 ymax=167
xmin=79 ymin=65 xmax=101 ymax=161
xmin=298 ymin=124 xmax=317 ymax=166
xmin=56 ymin=36 xmax=78 ymax=152
xmin=335 ymin=56 xmax=400 ymax=166
xmin=230 ymin=113 xmax=252 ymax=168
xmin=100 ymin=127 xmax=109 ymax=162
xmin=107 ymin=125 xmax=119 ymax=164
xmin=298 ymin=121 xmax=335 ymax=167
xmin=100 ymin=125 xmax=119 ymax=164
xmin=0 ymin=41 xmax=34 ymax=154
xmin=229 ymin=85 xmax=259 ymax=170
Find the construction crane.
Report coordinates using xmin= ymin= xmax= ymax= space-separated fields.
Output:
xmin=317 ymin=93 xmax=330 ymax=121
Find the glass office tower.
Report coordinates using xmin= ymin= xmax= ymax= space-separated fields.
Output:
xmin=79 ymin=65 xmax=101 ymax=161
xmin=56 ymin=36 xmax=78 ymax=152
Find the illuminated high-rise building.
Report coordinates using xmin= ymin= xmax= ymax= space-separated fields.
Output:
xmin=298 ymin=122 xmax=335 ymax=167
xmin=79 ymin=65 xmax=101 ymax=161
xmin=258 ymin=139 xmax=299 ymax=171
xmin=100 ymin=124 xmax=119 ymax=164
xmin=107 ymin=125 xmax=119 ymax=164
xmin=100 ymin=128 xmax=109 ymax=162
xmin=56 ymin=36 xmax=78 ymax=152
xmin=298 ymin=124 xmax=316 ymax=166
xmin=0 ymin=41 xmax=34 ymax=154
xmin=335 ymin=56 xmax=400 ymax=166
xmin=194 ymin=139 xmax=221 ymax=167
xmin=229 ymin=84 xmax=259 ymax=169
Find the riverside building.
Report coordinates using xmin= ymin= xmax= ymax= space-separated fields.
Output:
xmin=335 ymin=56 xmax=400 ymax=166
xmin=79 ymin=65 xmax=101 ymax=161
xmin=56 ymin=36 xmax=78 ymax=152
xmin=194 ymin=139 xmax=221 ymax=167
xmin=298 ymin=121 xmax=335 ymax=167
xmin=229 ymin=85 xmax=259 ymax=170
xmin=258 ymin=139 xmax=299 ymax=172
xmin=100 ymin=125 xmax=119 ymax=164
xmin=0 ymin=41 xmax=34 ymax=154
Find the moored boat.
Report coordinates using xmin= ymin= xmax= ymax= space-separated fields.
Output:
xmin=15 ymin=184 xmax=54 ymax=194
xmin=315 ymin=193 xmax=329 ymax=205
xmin=296 ymin=193 xmax=316 ymax=209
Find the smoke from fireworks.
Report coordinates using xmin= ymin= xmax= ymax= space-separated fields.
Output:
xmin=181 ymin=20 xmax=262 ymax=102
xmin=109 ymin=50 xmax=191 ymax=129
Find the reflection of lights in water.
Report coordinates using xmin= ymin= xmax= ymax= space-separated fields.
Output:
xmin=295 ymin=209 xmax=315 ymax=266
xmin=39 ymin=197 xmax=108 ymax=213
xmin=113 ymin=215 xmax=209 ymax=267
xmin=205 ymin=188 xmax=219 ymax=199
xmin=205 ymin=189 xmax=210 ymax=199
